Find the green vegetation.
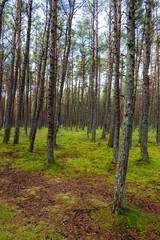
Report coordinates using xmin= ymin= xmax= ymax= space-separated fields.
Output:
xmin=0 ymin=201 xmax=65 ymax=240
xmin=0 ymin=127 xmax=159 ymax=239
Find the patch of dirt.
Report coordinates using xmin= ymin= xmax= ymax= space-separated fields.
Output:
xmin=0 ymin=165 xmax=159 ymax=239
xmin=56 ymin=152 xmax=81 ymax=163
xmin=57 ymin=152 xmax=80 ymax=159
xmin=126 ymin=193 xmax=160 ymax=218
xmin=0 ymin=151 xmax=20 ymax=160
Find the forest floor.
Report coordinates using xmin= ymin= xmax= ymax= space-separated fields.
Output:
xmin=0 ymin=128 xmax=159 ymax=240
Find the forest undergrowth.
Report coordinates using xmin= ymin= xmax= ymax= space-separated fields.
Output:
xmin=0 ymin=127 xmax=159 ymax=239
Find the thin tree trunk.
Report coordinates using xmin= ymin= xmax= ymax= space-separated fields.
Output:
xmin=70 ymin=49 xmax=74 ymax=130
xmin=112 ymin=0 xmax=121 ymax=164
xmin=102 ymin=0 xmax=112 ymax=138
xmin=0 ymin=12 xmax=4 ymax=104
xmin=14 ymin=0 xmax=33 ymax=144
xmin=46 ymin=0 xmax=57 ymax=163
xmin=89 ymin=0 xmax=95 ymax=133
xmin=155 ymin=1 xmax=160 ymax=144
xmin=29 ymin=14 xmax=50 ymax=152
xmin=140 ymin=0 xmax=151 ymax=160
xmin=54 ymin=0 xmax=75 ymax=144
xmin=29 ymin=1 xmax=48 ymax=140
xmin=24 ymin=55 xmax=29 ymax=134
xmin=3 ymin=0 xmax=19 ymax=143
xmin=92 ymin=0 xmax=98 ymax=140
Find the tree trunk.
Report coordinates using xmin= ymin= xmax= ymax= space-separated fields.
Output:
xmin=92 ymin=0 xmax=98 ymax=140
xmin=29 ymin=14 xmax=50 ymax=152
xmin=54 ymin=0 xmax=75 ymax=144
xmin=89 ymin=0 xmax=95 ymax=133
xmin=112 ymin=0 xmax=121 ymax=164
xmin=140 ymin=0 xmax=151 ymax=160
xmin=113 ymin=0 xmax=136 ymax=213
xmin=155 ymin=1 xmax=160 ymax=144
xmin=29 ymin=1 xmax=48 ymax=140
xmin=24 ymin=55 xmax=29 ymax=134
xmin=3 ymin=0 xmax=19 ymax=143
xmin=14 ymin=0 xmax=33 ymax=144
xmin=46 ymin=0 xmax=57 ymax=163
xmin=102 ymin=0 xmax=112 ymax=138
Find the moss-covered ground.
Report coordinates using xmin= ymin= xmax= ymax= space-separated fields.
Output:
xmin=0 ymin=127 xmax=159 ymax=239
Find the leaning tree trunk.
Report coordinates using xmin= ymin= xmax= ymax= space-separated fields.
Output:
xmin=113 ymin=0 xmax=136 ymax=214
xmin=46 ymin=0 xmax=57 ymax=163
xmin=140 ymin=0 xmax=151 ymax=160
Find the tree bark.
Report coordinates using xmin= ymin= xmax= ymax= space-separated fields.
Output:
xmin=29 ymin=14 xmax=50 ymax=152
xmin=155 ymin=1 xmax=160 ymax=144
xmin=46 ymin=0 xmax=57 ymax=163
xmin=29 ymin=1 xmax=48 ymax=140
xmin=14 ymin=0 xmax=33 ymax=144
xmin=3 ymin=0 xmax=19 ymax=143
xmin=112 ymin=0 xmax=121 ymax=164
xmin=54 ymin=0 xmax=75 ymax=144
xmin=102 ymin=0 xmax=112 ymax=138
xmin=113 ymin=0 xmax=136 ymax=214
xmin=92 ymin=0 xmax=98 ymax=140
xmin=140 ymin=0 xmax=151 ymax=160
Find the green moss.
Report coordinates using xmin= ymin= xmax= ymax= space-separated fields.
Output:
xmin=0 ymin=202 xmax=18 ymax=220
xmin=25 ymin=187 xmax=40 ymax=196
xmin=55 ymin=193 xmax=76 ymax=206
xmin=0 ymin=127 xmax=160 ymax=238
xmin=116 ymin=206 xmax=160 ymax=235
xmin=0 ymin=201 xmax=68 ymax=240
xmin=92 ymin=205 xmax=160 ymax=236
xmin=16 ymin=197 xmax=28 ymax=201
